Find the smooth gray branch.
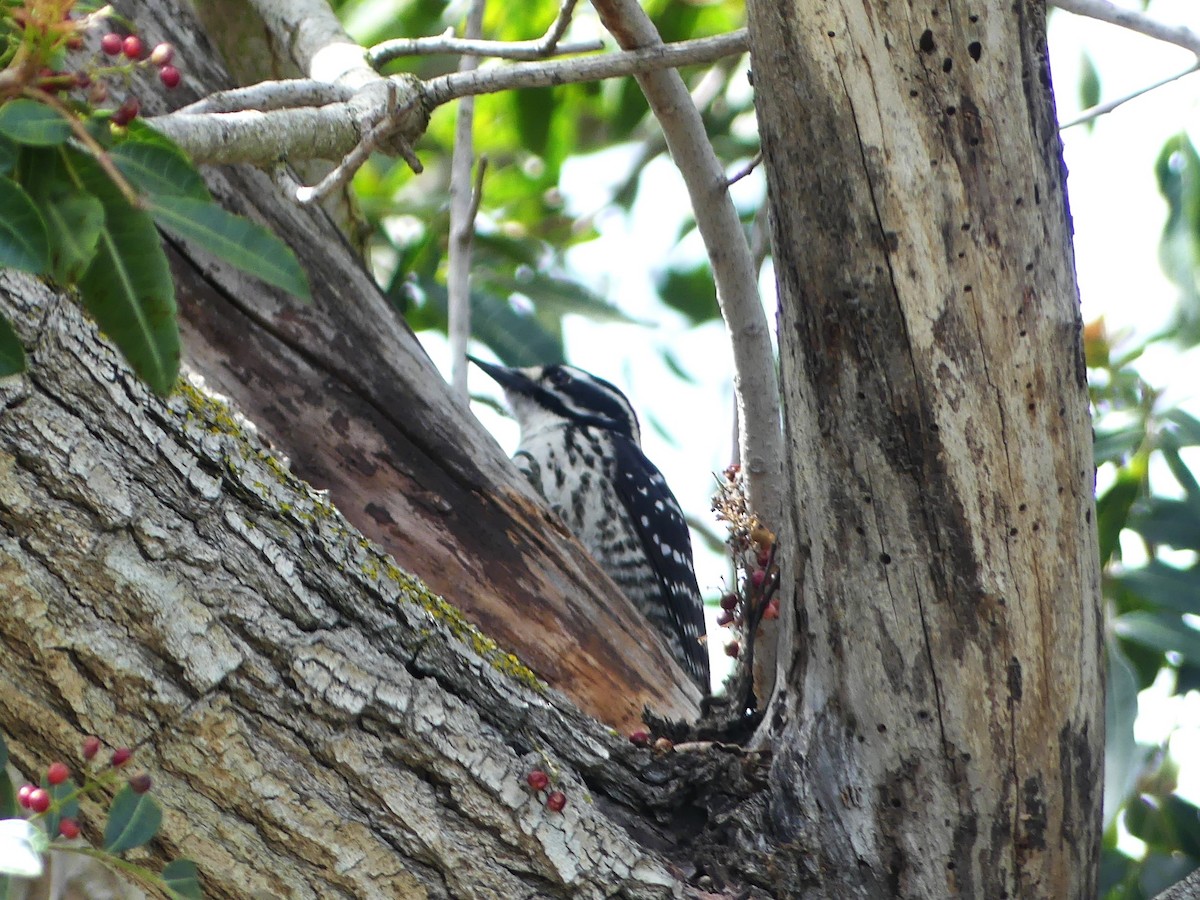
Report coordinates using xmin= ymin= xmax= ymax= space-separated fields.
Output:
xmin=425 ymin=29 xmax=748 ymax=105
xmin=1051 ymin=0 xmax=1200 ymax=55
xmin=1059 ymin=64 xmax=1200 ymax=129
xmin=371 ymin=0 xmax=592 ymax=65
xmin=177 ymin=80 xmax=353 ymax=115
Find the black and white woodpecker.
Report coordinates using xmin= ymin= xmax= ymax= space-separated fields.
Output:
xmin=470 ymin=358 xmax=711 ymax=692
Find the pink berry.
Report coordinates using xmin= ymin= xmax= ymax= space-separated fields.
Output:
xmin=46 ymin=762 xmax=69 ymax=785
xmin=27 ymin=788 xmax=51 ymax=813
xmin=716 ymin=609 xmax=734 ymax=627
xmin=757 ymin=550 xmax=771 ymax=568
xmin=526 ymin=770 xmax=549 ymax=792
xmin=128 ymin=773 xmax=152 ymax=794
xmin=82 ymin=736 xmax=100 ymax=760
xmin=100 ymin=33 xmax=122 ymax=55
xmin=149 ymin=43 xmax=174 ymax=66
xmin=121 ymin=35 xmax=143 ymax=59
xmin=58 ymin=818 xmax=80 ymax=839
xmin=16 ymin=784 xmax=35 ymax=809
xmin=628 ymin=730 xmax=650 ymax=747
xmin=762 ymin=598 xmax=781 ymax=621
xmin=751 ymin=569 xmax=767 ymax=589
xmin=159 ymin=65 xmax=180 ymax=89
xmin=546 ymin=790 xmax=566 ymax=812
xmin=725 ymin=640 xmax=741 ymax=658
xmin=111 ymin=747 xmax=132 ymax=767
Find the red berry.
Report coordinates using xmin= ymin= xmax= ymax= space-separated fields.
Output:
xmin=149 ymin=43 xmax=174 ymax=66
xmin=58 ymin=818 xmax=80 ymax=839
xmin=526 ymin=770 xmax=549 ymax=792
xmin=82 ymin=736 xmax=101 ymax=760
xmin=128 ymin=773 xmax=152 ymax=794
xmin=546 ymin=790 xmax=566 ymax=812
xmin=111 ymin=747 xmax=132 ymax=767
xmin=720 ymin=592 xmax=739 ymax=611
xmin=762 ymin=598 xmax=781 ymax=621
xmin=122 ymin=35 xmax=143 ymax=59
xmin=100 ymin=33 xmax=122 ymax=55
xmin=628 ymin=730 xmax=651 ymax=747
xmin=725 ymin=640 xmax=741 ymax=658
xmin=111 ymin=96 xmax=139 ymax=126
xmin=16 ymin=784 xmax=35 ymax=809
xmin=46 ymin=762 xmax=69 ymax=785
xmin=716 ymin=609 xmax=734 ymax=627
xmin=27 ymin=788 xmax=51 ymax=813
xmin=159 ymin=65 xmax=180 ymax=89
xmin=751 ymin=569 xmax=767 ymax=589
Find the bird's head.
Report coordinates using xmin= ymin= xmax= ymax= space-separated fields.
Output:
xmin=469 ymin=358 xmax=641 ymax=445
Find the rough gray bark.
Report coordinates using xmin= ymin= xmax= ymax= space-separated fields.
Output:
xmin=0 ymin=272 xmax=765 ymax=898
xmin=745 ymin=0 xmax=1104 ymax=896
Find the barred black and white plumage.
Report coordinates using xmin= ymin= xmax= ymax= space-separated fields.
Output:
xmin=470 ymin=358 xmax=710 ymax=692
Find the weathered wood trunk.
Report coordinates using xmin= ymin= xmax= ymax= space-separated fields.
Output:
xmin=746 ymin=0 xmax=1104 ymax=895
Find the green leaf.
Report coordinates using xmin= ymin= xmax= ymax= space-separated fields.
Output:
xmin=40 ymin=192 xmax=104 ymax=283
xmin=103 ymin=784 xmax=162 ymax=854
xmin=1134 ymin=497 xmax=1200 ymax=551
xmin=0 ymin=134 xmax=16 ymax=175
xmin=0 ymin=314 xmax=26 ymax=378
xmin=150 ymin=197 xmax=310 ymax=300
xmin=1116 ymin=561 xmax=1200 ymax=616
xmin=1096 ymin=467 xmax=1141 ymax=565
xmin=1103 ymin=644 xmax=1141 ymax=830
xmin=0 ymin=176 xmax=51 ymax=274
xmin=110 ymin=141 xmax=210 ymax=202
xmin=64 ymin=150 xmax=180 ymax=395
xmin=0 ymin=99 xmax=72 ymax=146
xmin=1078 ymin=53 xmax=1101 ymax=122
xmin=1114 ymin=610 xmax=1200 ymax=665
xmin=657 ymin=263 xmax=720 ymax=323
xmin=162 ymin=859 xmax=203 ymax=900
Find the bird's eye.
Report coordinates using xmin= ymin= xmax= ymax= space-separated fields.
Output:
xmin=547 ymin=368 xmax=572 ymax=387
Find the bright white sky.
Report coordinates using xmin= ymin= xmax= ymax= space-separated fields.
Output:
xmin=429 ymin=0 xmax=1200 ymax=820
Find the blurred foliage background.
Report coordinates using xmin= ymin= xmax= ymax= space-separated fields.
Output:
xmin=333 ymin=0 xmax=1200 ymax=895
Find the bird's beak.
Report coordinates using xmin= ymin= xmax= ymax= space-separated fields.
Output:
xmin=467 ymin=356 xmax=536 ymax=396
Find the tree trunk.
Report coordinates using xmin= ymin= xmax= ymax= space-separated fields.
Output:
xmin=746 ymin=0 xmax=1104 ymax=896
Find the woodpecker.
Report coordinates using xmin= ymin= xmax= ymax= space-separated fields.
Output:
xmin=470 ymin=358 xmax=710 ymax=692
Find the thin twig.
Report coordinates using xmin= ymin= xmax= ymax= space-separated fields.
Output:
xmin=726 ymin=151 xmax=763 ymax=187
xmin=425 ymin=29 xmax=749 ymax=106
xmin=295 ymin=84 xmax=422 ymax=205
xmin=370 ymin=0 xmax=592 ymax=66
xmin=448 ymin=0 xmax=487 ymax=399
xmin=177 ymin=80 xmax=353 ymax=115
xmin=1059 ymin=63 xmax=1200 ymax=130
xmin=1051 ymin=0 xmax=1200 ymax=55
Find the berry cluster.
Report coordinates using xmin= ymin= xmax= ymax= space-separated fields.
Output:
xmin=628 ymin=730 xmax=673 ymax=754
xmin=711 ymin=465 xmax=781 ymax=659
xmin=13 ymin=737 xmax=150 ymax=840
xmin=525 ymin=770 xmax=567 ymax=813
xmin=97 ymin=33 xmax=182 ymax=125
xmin=0 ymin=3 xmax=185 ymax=128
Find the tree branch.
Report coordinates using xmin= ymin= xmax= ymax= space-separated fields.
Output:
xmin=588 ymin=0 xmax=784 ymax=704
xmin=149 ymin=32 xmax=750 ymax=166
xmin=1059 ymin=63 xmax=1200 ymax=130
xmin=370 ymin=0 xmax=599 ymax=66
xmin=1051 ymin=0 xmax=1200 ymax=55
xmin=448 ymin=0 xmax=487 ymax=398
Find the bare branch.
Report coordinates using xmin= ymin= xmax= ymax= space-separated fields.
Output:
xmin=151 ymin=31 xmax=749 ymax=167
xmin=425 ymin=29 xmax=749 ymax=105
xmin=448 ymin=0 xmax=488 ymax=398
xmin=1059 ymin=64 xmax=1200 ymax=130
xmin=371 ymin=0 xmax=592 ymax=66
xmin=591 ymin=2 xmax=783 ymax=527
xmin=726 ymin=151 xmax=763 ymax=187
xmin=1051 ymin=0 xmax=1200 ymax=55
xmin=177 ymin=80 xmax=353 ymax=115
